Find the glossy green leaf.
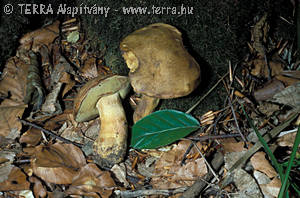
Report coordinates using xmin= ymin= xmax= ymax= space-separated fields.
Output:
xmin=130 ymin=109 xmax=200 ymax=149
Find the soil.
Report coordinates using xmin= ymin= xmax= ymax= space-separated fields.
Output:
xmin=0 ymin=0 xmax=295 ymax=116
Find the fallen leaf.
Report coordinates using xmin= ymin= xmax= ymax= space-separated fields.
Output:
xmin=275 ymin=74 xmax=299 ymax=86
xmin=260 ymin=177 xmax=281 ymax=198
xmin=270 ymin=81 xmax=300 ymax=108
xmin=0 ymin=151 xmax=15 ymax=183
xmin=277 ymin=132 xmax=298 ymax=147
xmin=0 ymin=166 xmax=30 ymax=191
xmin=29 ymin=177 xmax=47 ymax=198
xmin=0 ymin=57 xmax=29 ymax=103
xmin=250 ymin=152 xmax=277 ymax=178
xmin=59 ymin=72 xmax=76 ymax=97
xmin=151 ymin=140 xmax=207 ymax=189
xmin=80 ymin=57 xmax=99 ymax=80
xmin=253 ymin=170 xmax=271 ymax=185
xmin=234 ymin=169 xmax=263 ymax=198
xmin=222 ymin=141 xmax=246 ymax=153
xmin=19 ymin=128 xmax=42 ymax=146
xmin=32 ymin=143 xmax=86 ymax=184
xmin=59 ymin=121 xmax=83 ymax=144
xmin=67 ymin=31 xmax=80 ymax=43
xmin=19 ymin=20 xmax=60 ymax=52
xmin=111 ymin=163 xmax=130 ymax=188
xmin=66 ymin=163 xmax=116 ymax=198
xmin=0 ymin=100 xmax=27 ymax=138
xmin=254 ymin=78 xmax=285 ymax=101
xmin=251 ymin=13 xmax=269 ymax=57
xmin=41 ymin=82 xmax=63 ymax=114
xmin=250 ymin=59 xmax=283 ymax=78
xmin=257 ymin=102 xmax=280 ymax=117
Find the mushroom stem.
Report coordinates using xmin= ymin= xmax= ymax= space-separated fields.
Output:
xmin=133 ymin=94 xmax=160 ymax=123
xmin=94 ymin=92 xmax=128 ymax=166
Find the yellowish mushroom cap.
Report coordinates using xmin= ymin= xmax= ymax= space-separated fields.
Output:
xmin=120 ymin=23 xmax=201 ymax=99
xmin=73 ymin=75 xmax=130 ymax=122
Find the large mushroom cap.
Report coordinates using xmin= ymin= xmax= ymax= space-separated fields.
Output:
xmin=73 ymin=75 xmax=130 ymax=122
xmin=120 ymin=23 xmax=201 ymax=99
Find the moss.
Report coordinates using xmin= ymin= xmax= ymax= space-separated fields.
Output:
xmin=0 ymin=0 xmax=295 ymax=116
xmin=77 ymin=0 xmax=263 ymax=115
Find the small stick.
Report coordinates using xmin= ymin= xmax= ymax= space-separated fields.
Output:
xmin=62 ymin=18 xmax=77 ymax=25
xmin=18 ymin=118 xmax=83 ymax=147
xmin=187 ymin=133 xmax=241 ymax=141
xmin=227 ymin=97 xmax=248 ymax=145
xmin=115 ymin=187 xmax=188 ymax=197
xmin=192 ymin=142 xmax=219 ymax=182
xmin=186 ymin=72 xmax=229 ymax=114
xmin=180 ymin=142 xmax=194 ymax=166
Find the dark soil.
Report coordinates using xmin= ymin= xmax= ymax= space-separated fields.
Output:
xmin=0 ymin=0 xmax=295 ymax=116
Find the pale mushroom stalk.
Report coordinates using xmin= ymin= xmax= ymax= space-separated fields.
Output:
xmin=94 ymin=92 xmax=128 ymax=163
xmin=73 ymin=75 xmax=130 ymax=167
xmin=133 ymin=95 xmax=160 ymax=123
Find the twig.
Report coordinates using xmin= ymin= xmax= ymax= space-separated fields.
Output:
xmin=187 ymin=133 xmax=241 ymax=141
xmin=18 ymin=118 xmax=83 ymax=147
xmin=278 ymin=128 xmax=298 ymax=137
xmin=227 ymin=97 xmax=248 ymax=145
xmin=115 ymin=187 xmax=188 ymax=197
xmin=180 ymin=142 xmax=194 ymax=166
xmin=180 ymin=152 xmax=224 ymax=198
xmin=186 ymin=72 xmax=229 ymax=114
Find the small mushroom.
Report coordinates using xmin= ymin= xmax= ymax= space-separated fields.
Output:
xmin=120 ymin=23 xmax=201 ymax=122
xmin=73 ymin=75 xmax=130 ymax=166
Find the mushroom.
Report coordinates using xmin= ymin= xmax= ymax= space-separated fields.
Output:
xmin=73 ymin=75 xmax=130 ymax=166
xmin=120 ymin=23 xmax=201 ymax=122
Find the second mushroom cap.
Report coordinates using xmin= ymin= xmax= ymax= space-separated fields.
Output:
xmin=120 ymin=23 xmax=201 ymax=99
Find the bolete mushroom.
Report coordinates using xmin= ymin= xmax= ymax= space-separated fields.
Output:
xmin=120 ymin=23 xmax=201 ymax=122
xmin=73 ymin=75 xmax=130 ymax=166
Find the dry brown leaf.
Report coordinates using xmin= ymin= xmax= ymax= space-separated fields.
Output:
xmin=222 ymin=141 xmax=246 ymax=153
xmin=251 ymin=13 xmax=269 ymax=57
xmin=0 ymin=57 xmax=29 ymax=103
xmin=41 ymin=82 xmax=63 ymax=114
xmin=65 ymin=163 xmax=116 ymax=198
xmin=260 ymin=177 xmax=281 ymax=198
xmin=277 ymin=132 xmax=298 ymax=147
xmin=275 ymin=75 xmax=300 ymax=86
xmin=111 ymin=163 xmax=130 ymax=188
xmin=59 ymin=121 xmax=83 ymax=144
xmin=270 ymin=81 xmax=300 ymax=108
xmin=29 ymin=176 xmax=47 ymax=198
xmin=250 ymin=59 xmax=283 ymax=78
xmin=32 ymin=143 xmax=86 ymax=184
xmin=257 ymin=102 xmax=280 ymax=117
xmin=0 ymin=166 xmax=30 ymax=191
xmin=0 ymin=100 xmax=27 ymax=138
xmin=59 ymin=72 xmax=76 ymax=97
xmin=254 ymin=78 xmax=285 ymax=101
xmin=80 ymin=57 xmax=99 ymax=79
xmin=19 ymin=20 xmax=60 ymax=52
xmin=150 ymin=140 xmax=207 ymax=189
xmin=250 ymin=152 xmax=277 ymax=178
xmin=0 ymin=151 xmax=15 ymax=183
xmin=19 ymin=128 xmax=42 ymax=146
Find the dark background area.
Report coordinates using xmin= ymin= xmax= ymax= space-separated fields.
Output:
xmin=0 ymin=0 xmax=295 ymax=116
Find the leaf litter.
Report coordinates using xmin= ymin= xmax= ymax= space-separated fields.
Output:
xmin=0 ymin=13 xmax=299 ymax=198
